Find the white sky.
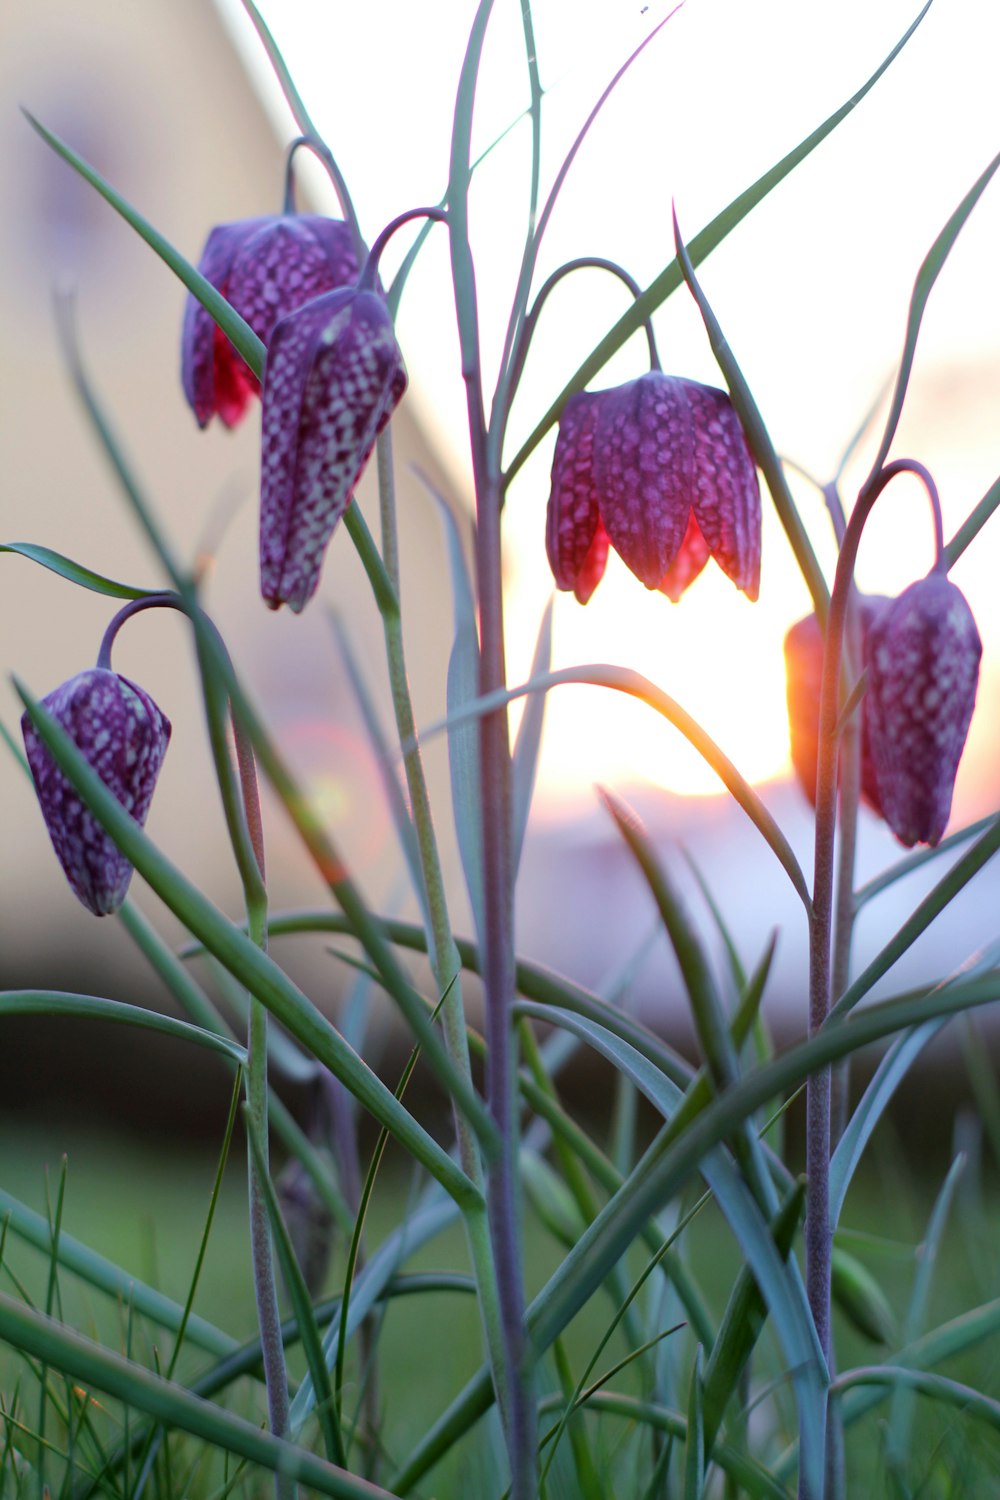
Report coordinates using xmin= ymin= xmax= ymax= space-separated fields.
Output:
xmin=218 ymin=0 xmax=1000 ymax=810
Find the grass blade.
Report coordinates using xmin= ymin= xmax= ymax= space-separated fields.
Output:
xmin=511 ymin=599 xmax=552 ymax=873
xmin=0 ymin=1294 xmax=394 ymax=1500
xmin=0 ymin=543 xmax=155 ymax=599
xmin=505 ymin=2 xmax=933 ymax=483
xmin=23 ymin=112 xmax=265 ymax=378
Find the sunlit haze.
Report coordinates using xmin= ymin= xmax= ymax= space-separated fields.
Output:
xmin=218 ymin=0 xmax=1000 ymax=808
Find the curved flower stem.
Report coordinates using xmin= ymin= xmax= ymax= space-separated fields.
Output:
xmin=502 ymin=256 xmax=662 ymax=440
xmin=806 ymin=457 xmax=942 ymax=1496
xmin=238 ymin=0 xmax=364 ymax=258
xmin=97 ymin=592 xmax=289 ymax=1479
xmin=281 ymin=135 xmax=312 ymax=214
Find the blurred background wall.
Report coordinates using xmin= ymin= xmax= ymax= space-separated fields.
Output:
xmin=0 ymin=0 xmax=469 ymax=1129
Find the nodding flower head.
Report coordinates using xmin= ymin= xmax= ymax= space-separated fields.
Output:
xmin=182 ymin=214 xmax=360 ymax=430
xmin=864 ymin=573 xmax=981 ymax=847
xmin=784 ymin=597 xmax=888 ymax=816
xmin=258 ymin=283 xmax=407 ymax=613
xmin=22 ymin=669 xmax=171 ymax=916
xmin=545 ymin=373 xmax=760 ymax=605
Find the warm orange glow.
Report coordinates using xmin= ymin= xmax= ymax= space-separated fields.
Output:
xmin=283 ymin=720 xmax=390 ymax=868
xmin=503 ymin=487 xmax=806 ymax=803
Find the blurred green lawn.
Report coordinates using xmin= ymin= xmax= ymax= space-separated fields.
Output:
xmin=2 ymin=1118 xmax=1000 ymax=1497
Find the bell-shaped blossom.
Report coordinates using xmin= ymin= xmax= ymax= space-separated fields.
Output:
xmin=784 ymin=598 xmax=888 ymax=815
xmin=182 ymin=214 xmax=360 ymax=429
xmin=864 ymin=573 xmax=981 ymax=847
xmin=259 ymin=285 xmax=407 ymax=612
xmin=22 ymin=669 xmax=171 ymax=916
xmin=545 ymin=374 xmax=760 ymax=605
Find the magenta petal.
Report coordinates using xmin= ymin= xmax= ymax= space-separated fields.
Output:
xmin=682 ymin=381 xmax=761 ymax=600
xmin=784 ymin=597 xmax=889 ymax=814
xmin=181 ymin=215 xmax=362 ymax=432
xmin=181 ymin=217 xmax=271 ymax=429
xmin=226 ymin=216 xmax=359 ymax=345
xmin=545 ymin=393 xmax=605 ymax=598
xmin=21 ymin=669 xmax=171 ymax=916
xmin=658 ymin=512 xmax=710 ymax=602
xmin=259 ymin=288 xmax=407 ymax=613
xmin=592 ymin=373 xmax=692 ymax=588
xmin=864 ymin=574 xmax=981 ymax=847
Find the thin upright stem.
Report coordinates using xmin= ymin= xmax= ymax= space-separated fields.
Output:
xmin=805 ymin=457 xmax=940 ymax=1497
xmin=449 ymin=5 xmax=534 ymax=1485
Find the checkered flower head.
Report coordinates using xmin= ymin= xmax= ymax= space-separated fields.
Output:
xmin=259 ymin=284 xmax=406 ymax=612
xmin=22 ymin=669 xmax=171 ymax=916
xmin=864 ymin=573 xmax=981 ymax=847
xmin=545 ymin=374 xmax=760 ymax=605
xmin=182 ymin=214 xmax=360 ymax=429
xmin=784 ymin=597 xmax=888 ymax=815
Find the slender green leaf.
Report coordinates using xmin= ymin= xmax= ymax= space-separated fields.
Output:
xmin=702 ymin=1180 xmax=805 ymax=1453
xmin=945 ymin=472 xmax=1000 ymax=568
xmin=245 ymin=1118 xmax=345 ymax=1468
xmin=515 ymin=1000 xmax=825 ymax=1488
xmin=15 ymin=680 xmax=479 ymax=1209
xmin=0 ymin=1294 xmax=394 ymax=1500
xmin=0 ymin=1188 xmax=233 ymax=1357
xmin=834 ymin=1365 xmax=1000 ymax=1431
xmin=23 ymin=112 xmax=265 ymax=378
xmin=830 ymin=1248 xmax=896 ymax=1346
xmin=832 ymin=814 xmax=1000 ymax=1019
xmin=511 ymin=599 xmax=552 ymax=872
xmin=0 ymin=991 xmax=244 ymax=1067
xmin=673 ymin=208 xmax=827 ymax=616
xmin=548 ymin=1391 xmax=789 ymax=1500
xmin=0 ymin=543 xmax=154 ymax=600
xmin=886 ymin=1153 xmax=966 ymax=1467
xmin=685 ymin=1347 xmax=705 ymax=1500
xmin=421 ymin=469 xmax=485 ymax=942
xmin=329 ymin=611 xmax=428 ymax=929
xmin=853 ymin=813 xmax=998 ymax=908
xmin=289 ymin=1191 xmax=458 ymax=1436
xmin=505 ymin=2 xmax=933 ymax=483
xmin=829 ymin=1020 xmax=944 ymax=1226
xmin=863 ymin=149 xmax=1000 ymax=488
xmin=418 ymin=662 xmax=810 ymax=908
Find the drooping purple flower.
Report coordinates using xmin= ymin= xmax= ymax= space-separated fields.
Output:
xmin=259 ymin=285 xmax=407 ymax=612
xmin=545 ymin=373 xmax=760 ymax=605
xmin=22 ymin=669 xmax=171 ymax=916
xmin=181 ymin=214 xmax=360 ymax=429
xmin=864 ymin=573 xmax=981 ymax=847
xmin=784 ymin=597 xmax=889 ymax=814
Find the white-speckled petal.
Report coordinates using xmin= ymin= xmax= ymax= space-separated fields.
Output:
xmin=259 ymin=288 xmax=406 ymax=612
xmin=22 ymin=669 xmax=171 ymax=916
xmin=545 ymin=393 xmax=608 ymax=602
xmin=592 ymin=373 xmax=693 ymax=588
xmin=865 ymin=575 xmax=981 ymax=846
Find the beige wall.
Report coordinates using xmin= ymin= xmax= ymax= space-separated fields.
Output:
xmin=0 ymin=0 xmax=470 ymax=998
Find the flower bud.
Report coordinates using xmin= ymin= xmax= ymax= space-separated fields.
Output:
xmin=259 ymin=285 xmax=407 ymax=612
xmin=864 ymin=573 xmax=981 ymax=847
xmin=22 ymin=669 xmax=171 ymax=916
xmin=182 ymin=214 xmax=360 ymax=429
